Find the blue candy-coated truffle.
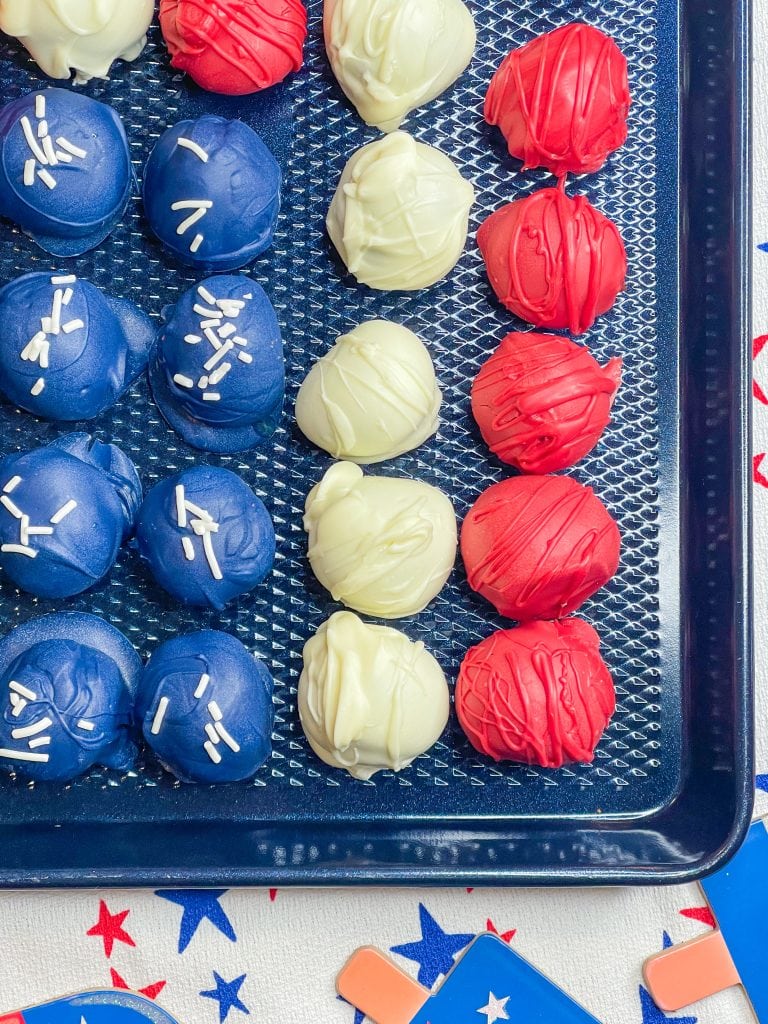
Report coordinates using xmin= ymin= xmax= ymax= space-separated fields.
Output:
xmin=135 ymin=465 xmax=275 ymax=611
xmin=148 ymin=274 xmax=284 ymax=452
xmin=0 ymin=88 xmax=132 ymax=257
xmin=136 ymin=629 xmax=274 ymax=783
xmin=142 ymin=115 xmax=281 ymax=271
xmin=0 ymin=612 xmax=140 ymax=783
xmin=0 ymin=271 xmax=155 ymax=421
xmin=0 ymin=432 xmax=141 ymax=599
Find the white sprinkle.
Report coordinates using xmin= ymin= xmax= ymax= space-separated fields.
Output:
xmin=9 ymin=680 xmax=36 ymax=700
xmin=12 ymin=717 xmax=52 ymax=739
xmin=204 ymin=741 xmax=222 ymax=764
xmin=204 ymin=328 xmax=222 ymax=350
xmin=198 ymin=376 xmax=209 ymax=389
xmin=232 ymin=336 xmax=248 ymax=347
xmin=26 ymin=526 xmax=53 ymax=537
xmin=55 ymin=151 xmax=73 ymax=163
xmin=35 ymin=95 xmax=45 ymax=119
xmin=194 ymin=304 xmax=220 ymax=318
xmin=50 ymin=289 xmax=63 ymax=335
xmin=50 ymin=499 xmax=77 ymax=524
xmin=205 ymin=722 xmax=220 ymax=744
xmin=40 ymin=316 xmax=52 ymax=333
xmin=37 ymin=168 xmax=56 ymax=190
xmin=28 ymin=736 xmax=51 ymax=749
xmin=62 ymin=319 xmax=84 ymax=334
xmin=37 ymin=119 xmax=48 ymax=139
xmin=175 ymin=485 xmax=187 ymax=527
xmin=150 ymin=696 xmax=169 ymax=736
xmin=23 ymin=159 xmax=35 ymax=186
xmin=10 ymin=699 xmax=26 ymax=717
xmin=190 ymin=233 xmax=204 ymax=253
xmin=41 ymin=135 xmax=58 ymax=166
xmin=202 ymin=392 xmax=221 ymax=401
xmin=56 ymin=137 xmax=86 ymax=159
xmin=76 ymin=719 xmax=95 ymax=732
xmin=1 ymin=496 xmax=22 ymax=518
xmin=208 ymin=362 xmax=232 ymax=386
xmin=171 ymin=200 xmax=213 ymax=211
xmin=199 ymin=319 xmax=222 ymax=330
xmin=197 ymin=285 xmax=217 ymax=305
xmin=181 ymin=536 xmax=195 ymax=560
xmin=218 ymin=323 xmax=237 ymax=339
xmin=215 ymin=722 xmax=241 ymax=753
xmin=62 ymin=288 xmax=73 ymax=305
xmin=178 ymin=137 xmax=209 ymax=162
xmin=3 ymin=477 xmax=21 ymax=494
xmin=20 ymin=332 xmax=45 ymax=360
xmin=238 ymin=352 xmax=253 ymax=364
xmin=218 ymin=298 xmax=245 ymax=311
xmin=194 ymin=673 xmax=210 ymax=699
xmin=203 ymin=340 xmax=234 ymax=372
xmin=30 ymin=378 xmax=45 ymax=396
xmin=176 ymin=206 xmax=208 ymax=236
xmin=19 ymin=515 xmax=29 ymax=545
xmin=184 ymin=334 xmax=202 ymax=345
xmin=0 ymin=748 xmax=49 ymax=763
xmin=173 ymin=374 xmax=194 ymax=388
xmin=184 ymin=501 xmax=212 ymax=520
xmin=51 ymin=275 xmax=76 ymax=285
xmin=0 ymin=544 xmax=36 ymax=557
xmin=208 ymin=701 xmax=223 ymax=722
xmin=21 ymin=117 xmax=48 ymax=164
xmin=38 ymin=340 xmax=50 ymax=369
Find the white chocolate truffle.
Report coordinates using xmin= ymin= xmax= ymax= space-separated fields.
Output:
xmin=323 ymin=0 xmax=476 ymax=133
xmin=304 ymin=462 xmax=457 ymax=618
xmin=0 ymin=0 xmax=154 ymax=83
xmin=295 ymin=320 xmax=441 ymax=464
xmin=327 ymin=132 xmax=475 ymax=291
xmin=299 ymin=611 xmax=450 ymax=779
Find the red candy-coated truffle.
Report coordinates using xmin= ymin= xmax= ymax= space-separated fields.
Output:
xmin=485 ymin=22 xmax=631 ymax=178
xmin=456 ymin=618 xmax=616 ymax=767
xmin=471 ymin=332 xmax=622 ymax=473
xmin=160 ymin=0 xmax=307 ymax=96
xmin=461 ymin=474 xmax=620 ymax=621
xmin=477 ymin=186 xmax=626 ymax=336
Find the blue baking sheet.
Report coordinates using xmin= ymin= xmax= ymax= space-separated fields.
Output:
xmin=0 ymin=0 xmax=751 ymax=886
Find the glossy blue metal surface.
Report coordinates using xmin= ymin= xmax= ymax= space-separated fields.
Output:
xmin=0 ymin=0 xmax=751 ymax=886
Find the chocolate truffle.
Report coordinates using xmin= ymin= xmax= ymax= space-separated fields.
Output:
xmin=299 ymin=611 xmax=449 ymax=779
xmin=327 ymin=132 xmax=474 ymax=291
xmin=304 ymin=462 xmax=457 ymax=618
xmin=461 ymin=474 xmax=620 ymax=621
xmin=136 ymin=630 xmax=274 ymax=783
xmin=149 ymin=275 xmax=284 ymax=453
xmin=324 ymin=0 xmax=475 ymax=132
xmin=477 ymin=186 xmax=626 ymax=336
xmin=160 ymin=0 xmax=307 ymax=95
xmin=0 ymin=612 xmax=140 ymax=782
xmin=0 ymin=89 xmax=132 ymax=256
xmin=295 ymin=319 xmax=441 ymax=463
xmin=142 ymin=115 xmax=281 ymax=271
xmin=0 ymin=271 xmax=154 ymax=422
xmin=485 ymin=22 xmax=631 ymax=178
xmin=471 ymin=332 xmax=622 ymax=473
xmin=456 ymin=618 xmax=616 ymax=768
xmin=135 ymin=466 xmax=275 ymax=611
xmin=0 ymin=433 xmax=141 ymax=599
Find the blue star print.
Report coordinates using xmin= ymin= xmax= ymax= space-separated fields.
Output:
xmin=639 ymin=934 xmax=697 ymax=1024
xmin=155 ymin=889 xmax=236 ymax=953
xmin=391 ymin=903 xmax=474 ymax=987
xmin=200 ymin=972 xmax=250 ymax=1022
xmin=756 ymin=774 xmax=768 ymax=793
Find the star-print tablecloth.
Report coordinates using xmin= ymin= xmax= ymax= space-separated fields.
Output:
xmin=0 ymin=17 xmax=766 ymax=1024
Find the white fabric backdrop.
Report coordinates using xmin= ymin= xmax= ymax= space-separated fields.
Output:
xmin=0 ymin=5 xmax=765 ymax=1022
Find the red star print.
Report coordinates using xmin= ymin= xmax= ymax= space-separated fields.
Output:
xmin=486 ymin=918 xmax=517 ymax=943
xmin=466 ymin=888 xmax=474 ymax=894
xmin=754 ymin=334 xmax=768 ymax=405
xmin=86 ymin=899 xmax=136 ymax=958
xmin=754 ymin=454 xmax=768 ymax=489
xmin=680 ymin=906 xmax=716 ymax=928
xmin=269 ymin=889 xmax=278 ymax=902
xmin=110 ymin=968 xmax=166 ymax=1000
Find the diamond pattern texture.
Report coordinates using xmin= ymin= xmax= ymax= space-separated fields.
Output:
xmin=0 ymin=0 xmax=668 ymax=828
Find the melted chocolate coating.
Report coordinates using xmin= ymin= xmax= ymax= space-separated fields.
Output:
xmin=485 ymin=22 xmax=631 ymax=178
xmin=456 ymin=617 xmax=616 ymax=767
xmin=477 ymin=185 xmax=626 ymax=336
xmin=471 ymin=331 xmax=622 ymax=473
xmin=460 ymin=474 xmax=620 ymax=621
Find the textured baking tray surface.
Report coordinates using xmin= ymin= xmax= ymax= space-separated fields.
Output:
xmin=0 ymin=0 xmax=674 ymax=832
